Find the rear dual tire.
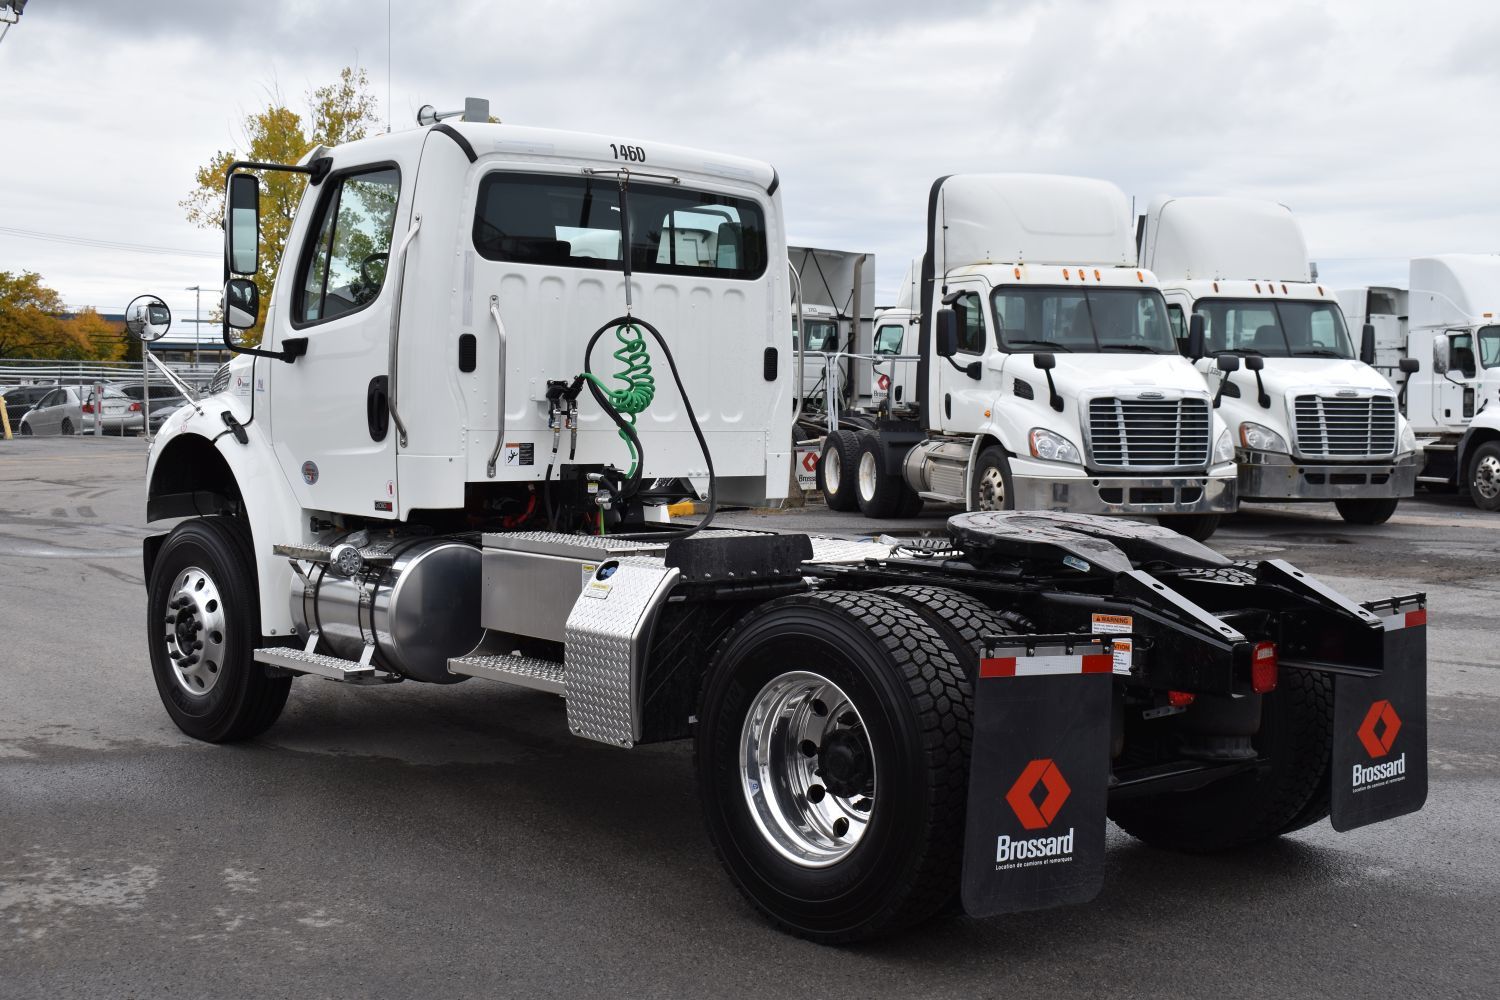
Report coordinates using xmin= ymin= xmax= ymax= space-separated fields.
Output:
xmin=817 ymin=429 xmax=861 ymax=512
xmin=854 ymin=432 xmax=923 ymax=519
xmin=696 ymin=591 xmax=971 ymax=942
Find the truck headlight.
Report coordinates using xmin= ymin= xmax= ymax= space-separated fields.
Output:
xmin=1399 ymin=421 xmax=1416 ymax=455
xmin=1213 ymin=428 xmax=1234 ymax=465
xmin=1029 ymin=427 xmax=1082 ymax=464
xmin=1238 ymin=421 xmax=1288 ymax=454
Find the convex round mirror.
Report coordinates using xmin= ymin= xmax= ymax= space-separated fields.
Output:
xmin=125 ymin=294 xmax=172 ymax=342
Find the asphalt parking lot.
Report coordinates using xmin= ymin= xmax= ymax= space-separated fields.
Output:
xmin=2 ymin=436 xmax=1496 ymax=998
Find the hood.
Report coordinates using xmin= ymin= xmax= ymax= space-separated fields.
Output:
xmin=1222 ymin=357 xmax=1395 ymax=397
xmin=1007 ymin=353 xmax=1210 ymax=400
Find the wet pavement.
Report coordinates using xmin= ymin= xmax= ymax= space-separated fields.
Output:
xmin=1 ymin=436 xmax=1495 ymax=998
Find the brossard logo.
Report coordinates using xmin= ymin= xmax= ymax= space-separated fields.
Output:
xmin=1352 ymin=699 xmax=1406 ymax=790
xmin=996 ymin=758 xmax=1075 ymax=866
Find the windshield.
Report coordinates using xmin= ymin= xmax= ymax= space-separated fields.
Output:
xmin=1193 ymin=298 xmax=1354 ymax=359
xmin=802 ymin=319 xmax=838 ymax=352
xmin=990 ymin=286 xmax=1176 ymax=354
xmin=1479 ymin=326 xmax=1500 ymax=369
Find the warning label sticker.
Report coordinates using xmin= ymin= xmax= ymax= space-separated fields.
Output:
xmin=503 ymin=442 xmax=535 ymax=467
xmin=1091 ymin=613 xmax=1133 ymax=675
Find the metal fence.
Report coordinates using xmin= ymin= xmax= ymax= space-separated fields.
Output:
xmin=0 ymin=357 xmax=220 ymax=390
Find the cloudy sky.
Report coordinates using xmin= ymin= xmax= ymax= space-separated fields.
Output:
xmin=2 ymin=0 xmax=1498 ymax=331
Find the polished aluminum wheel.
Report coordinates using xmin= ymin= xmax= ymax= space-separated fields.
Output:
xmin=857 ymin=450 xmax=879 ymax=503
xmin=823 ymin=446 xmax=843 ymax=495
xmin=974 ymin=464 xmax=1006 ymax=509
xmin=1474 ymin=454 xmax=1500 ymax=501
xmin=740 ymin=670 xmax=876 ymax=868
xmin=162 ymin=565 xmax=228 ymax=697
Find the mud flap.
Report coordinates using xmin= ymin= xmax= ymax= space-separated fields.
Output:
xmin=1330 ymin=604 xmax=1428 ymax=832
xmin=962 ymin=636 xmax=1113 ymax=918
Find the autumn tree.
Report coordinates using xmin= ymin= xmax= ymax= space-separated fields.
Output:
xmin=0 ymin=270 xmax=70 ymax=358
xmin=181 ymin=67 xmax=380 ymax=343
xmin=65 ymin=307 xmax=126 ymax=362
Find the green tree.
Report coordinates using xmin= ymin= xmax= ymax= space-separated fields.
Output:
xmin=65 ymin=307 xmax=126 ymax=362
xmin=181 ymin=67 xmax=380 ymax=343
xmin=0 ymin=270 xmax=70 ymax=358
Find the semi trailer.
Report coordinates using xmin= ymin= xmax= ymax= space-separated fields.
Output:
xmin=1139 ymin=196 xmax=1419 ymax=525
xmin=137 ymin=108 xmax=1427 ymax=941
xmin=818 ymin=174 xmax=1238 ymax=540
xmin=1340 ymin=255 xmax=1500 ymax=510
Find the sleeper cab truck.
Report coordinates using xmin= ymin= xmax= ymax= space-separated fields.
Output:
xmin=1340 ymin=254 xmax=1500 ymax=510
xmin=1139 ymin=196 xmax=1418 ymax=525
xmin=819 ymin=174 xmax=1237 ymax=541
xmin=789 ymin=246 xmax=876 ymax=415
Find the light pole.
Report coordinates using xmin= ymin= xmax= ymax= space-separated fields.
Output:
xmin=186 ymin=285 xmax=202 ymax=370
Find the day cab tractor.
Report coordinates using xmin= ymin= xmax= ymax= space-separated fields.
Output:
xmin=137 ymin=105 xmax=1429 ymax=942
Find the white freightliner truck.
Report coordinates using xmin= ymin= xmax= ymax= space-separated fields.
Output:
xmin=1139 ymin=197 xmax=1420 ymax=525
xmin=135 ymin=107 xmax=1428 ymax=942
xmin=819 ymin=174 xmax=1238 ymax=540
xmin=1341 ymin=255 xmax=1500 ymax=510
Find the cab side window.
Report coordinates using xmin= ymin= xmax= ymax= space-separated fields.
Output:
xmin=951 ymin=291 xmax=985 ymax=354
xmin=1167 ymin=304 xmax=1186 ymax=353
xmin=295 ymin=167 xmax=401 ymax=326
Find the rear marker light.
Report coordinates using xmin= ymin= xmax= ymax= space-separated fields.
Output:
xmin=1167 ymin=690 xmax=1195 ymax=708
xmin=1251 ymin=641 xmax=1278 ymax=693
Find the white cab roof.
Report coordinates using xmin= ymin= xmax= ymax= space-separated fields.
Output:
xmin=1409 ymin=254 xmax=1500 ymax=329
xmin=1141 ymin=196 xmax=1309 ymax=283
xmin=937 ymin=174 xmax=1135 ymax=270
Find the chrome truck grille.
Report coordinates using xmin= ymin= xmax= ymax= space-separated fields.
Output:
xmin=1292 ymin=394 xmax=1397 ymax=459
xmin=1087 ymin=396 xmax=1211 ymax=470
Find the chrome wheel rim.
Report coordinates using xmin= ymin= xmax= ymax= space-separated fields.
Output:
xmin=162 ymin=565 xmax=228 ymax=697
xmin=857 ymin=451 xmax=879 ymax=502
xmin=1476 ymin=455 xmax=1500 ymax=500
xmin=975 ymin=464 xmax=1006 ymax=510
xmin=824 ymin=446 xmax=842 ymax=495
xmin=740 ymin=671 xmax=875 ymax=868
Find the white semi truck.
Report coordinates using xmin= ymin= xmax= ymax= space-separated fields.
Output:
xmin=1340 ymin=255 xmax=1500 ymax=510
xmin=1139 ymin=197 xmax=1419 ymax=525
xmin=819 ymin=174 xmax=1238 ymax=540
xmin=134 ymin=108 xmax=1427 ymax=942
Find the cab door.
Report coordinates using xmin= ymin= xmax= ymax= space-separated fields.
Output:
xmin=1433 ymin=330 xmax=1476 ymax=429
xmin=936 ymin=284 xmax=995 ymax=433
xmin=268 ymin=165 xmax=406 ymax=517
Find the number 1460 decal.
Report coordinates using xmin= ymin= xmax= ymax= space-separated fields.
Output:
xmin=609 ymin=143 xmax=646 ymax=162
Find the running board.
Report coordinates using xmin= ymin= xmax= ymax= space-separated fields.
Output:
xmin=447 ymin=653 xmax=566 ymax=695
xmin=254 ymin=646 xmax=399 ymax=684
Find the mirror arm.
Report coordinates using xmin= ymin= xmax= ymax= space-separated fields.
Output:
xmin=1043 ymin=369 xmax=1063 ymax=412
xmin=1254 ymin=369 xmax=1270 ymax=408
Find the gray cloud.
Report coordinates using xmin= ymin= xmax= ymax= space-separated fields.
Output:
xmin=2 ymin=0 xmax=1497 ymax=322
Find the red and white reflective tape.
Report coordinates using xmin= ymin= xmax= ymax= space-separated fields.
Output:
xmin=980 ymin=652 xmax=1114 ymax=678
xmin=1381 ymin=607 xmax=1427 ymax=631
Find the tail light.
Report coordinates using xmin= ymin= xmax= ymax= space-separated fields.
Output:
xmin=129 ymin=402 xmax=142 ymax=412
xmin=82 ymin=402 xmax=93 ymax=413
xmin=1167 ymin=690 xmax=1195 ymax=708
xmin=1251 ymin=641 xmax=1278 ymax=693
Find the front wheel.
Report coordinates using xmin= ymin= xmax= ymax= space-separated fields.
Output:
xmin=1157 ymin=513 xmax=1221 ymax=541
xmin=1467 ymin=440 xmax=1500 ymax=512
xmin=1334 ymin=497 xmax=1400 ymax=525
xmin=147 ymin=516 xmax=291 ymax=742
xmin=696 ymin=591 xmax=972 ymax=942
xmin=967 ymin=446 xmax=1014 ymax=511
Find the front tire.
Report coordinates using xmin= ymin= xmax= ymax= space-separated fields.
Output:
xmin=967 ymin=446 xmax=1014 ymax=511
xmin=696 ymin=591 xmax=972 ymax=942
xmin=1157 ymin=513 xmax=1221 ymax=541
xmin=147 ymin=516 xmax=291 ymax=743
xmin=1467 ymin=440 xmax=1500 ymax=512
xmin=817 ymin=429 xmax=861 ymax=512
xmin=1334 ymin=497 xmax=1400 ymax=524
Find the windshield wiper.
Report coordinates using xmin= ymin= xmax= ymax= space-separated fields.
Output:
xmin=1218 ymin=348 xmax=1265 ymax=357
xmin=1006 ymin=340 xmax=1072 ymax=352
xmin=1100 ymin=344 xmax=1162 ymax=353
xmin=1292 ymin=349 xmax=1345 ymax=358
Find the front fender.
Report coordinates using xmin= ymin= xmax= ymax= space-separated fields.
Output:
xmin=146 ymin=393 xmax=302 ymax=637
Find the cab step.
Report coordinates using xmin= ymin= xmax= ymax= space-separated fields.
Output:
xmin=253 ymin=646 xmax=398 ymax=684
xmin=447 ymin=652 xmax=566 ymax=695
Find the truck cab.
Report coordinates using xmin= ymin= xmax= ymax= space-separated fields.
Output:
xmin=888 ymin=174 xmax=1237 ymax=539
xmin=1141 ymin=196 xmax=1418 ymax=525
xmin=1342 ymin=255 xmax=1500 ymax=509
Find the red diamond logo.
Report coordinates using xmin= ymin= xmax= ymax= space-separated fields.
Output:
xmin=1005 ymin=758 xmax=1070 ymax=830
xmin=801 ymin=451 xmax=818 ymax=472
xmin=1357 ymin=700 xmax=1401 ymax=759
xmin=876 ymin=374 xmax=890 ymax=390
